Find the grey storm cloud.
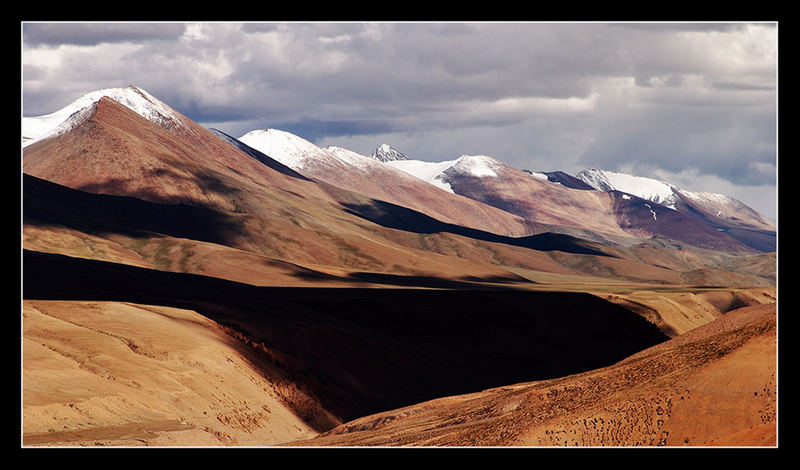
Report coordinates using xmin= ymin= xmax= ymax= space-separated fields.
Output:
xmin=23 ymin=23 xmax=187 ymax=46
xmin=21 ymin=22 xmax=778 ymax=220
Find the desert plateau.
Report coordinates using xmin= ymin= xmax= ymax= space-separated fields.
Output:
xmin=21 ymin=22 xmax=779 ymax=449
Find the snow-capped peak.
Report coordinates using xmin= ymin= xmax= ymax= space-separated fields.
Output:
xmin=576 ymin=168 xmax=774 ymax=229
xmin=23 ymin=85 xmax=190 ymax=147
xmin=238 ymin=128 xmax=330 ymax=170
xmin=384 ymin=154 xmax=502 ymax=194
xmin=370 ymin=143 xmax=409 ymax=162
xmin=577 ymin=168 xmax=679 ymax=210
xmin=237 ymin=128 xmax=360 ymax=177
xmin=450 ymin=155 xmax=500 ymax=178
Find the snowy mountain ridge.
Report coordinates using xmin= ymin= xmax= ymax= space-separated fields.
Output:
xmin=238 ymin=132 xmax=759 ymax=229
xmin=237 ymin=128 xmax=334 ymax=171
xmin=22 ymin=84 xmax=773 ymax=236
xmin=577 ymin=169 xmax=680 ymax=210
xmin=23 ymin=85 xmax=190 ymax=147
xmin=325 ymin=146 xmax=384 ymax=171
xmin=575 ymin=168 xmax=773 ymax=229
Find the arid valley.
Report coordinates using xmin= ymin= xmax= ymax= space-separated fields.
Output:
xmin=20 ymin=83 xmax=778 ymax=448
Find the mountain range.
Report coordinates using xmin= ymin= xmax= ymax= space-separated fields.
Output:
xmin=23 ymin=85 xmax=775 ymax=254
xmin=21 ymin=86 xmax=778 ymax=447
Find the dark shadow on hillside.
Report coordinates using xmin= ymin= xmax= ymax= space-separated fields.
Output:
xmin=23 ymin=173 xmax=245 ymax=246
xmin=23 ymin=250 xmax=668 ymax=425
xmin=285 ymin=262 xmax=533 ymax=289
xmin=342 ymin=271 xmax=533 ymax=288
xmin=716 ymin=227 xmax=776 ymax=253
xmin=542 ymin=171 xmax=596 ymax=190
xmin=342 ymin=199 xmax=615 ymax=257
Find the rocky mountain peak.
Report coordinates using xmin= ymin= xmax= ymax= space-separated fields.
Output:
xmin=370 ymin=144 xmax=409 ymax=162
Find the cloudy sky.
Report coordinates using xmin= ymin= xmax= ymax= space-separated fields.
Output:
xmin=21 ymin=22 xmax=778 ymax=221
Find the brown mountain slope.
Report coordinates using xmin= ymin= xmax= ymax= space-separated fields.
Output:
xmin=30 ymin=166 xmax=760 ymax=290
xmin=218 ymin=131 xmax=538 ymax=238
xmin=21 ymin=98 xmax=607 ymax=284
xmin=437 ymin=156 xmax=756 ymax=252
xmin=23 ymin=96 xmax=337 ymax=214
xmin=21 ymin=173 xmax=569 ymax=287
xmin=288 ymin=302 xmax=776 ymax=447
xmin=609 ymin=191 xmax=758 ymax=253
xmin=22 ymin=99 xmax=525 ymax=281
xmin=23 ymin=170 xmax=775 ymax=293
xmin=673 ymin=189 xmax=776 ymax=233
xmin=443 ymin=157 xmax=630 ymax=238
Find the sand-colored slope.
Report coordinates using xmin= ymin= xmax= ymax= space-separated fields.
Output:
xmin=288 ymin=302 xmax=776 ymax=447
xmin=597 ymin=287 xmax=776 ymax=337
xmin=22 ymin=300 xmax=337 ymax=446
xmin=24 ymin=250 xmax=674 ymax=425
xmin=21 ymin=223 xmax=361 ymax=288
